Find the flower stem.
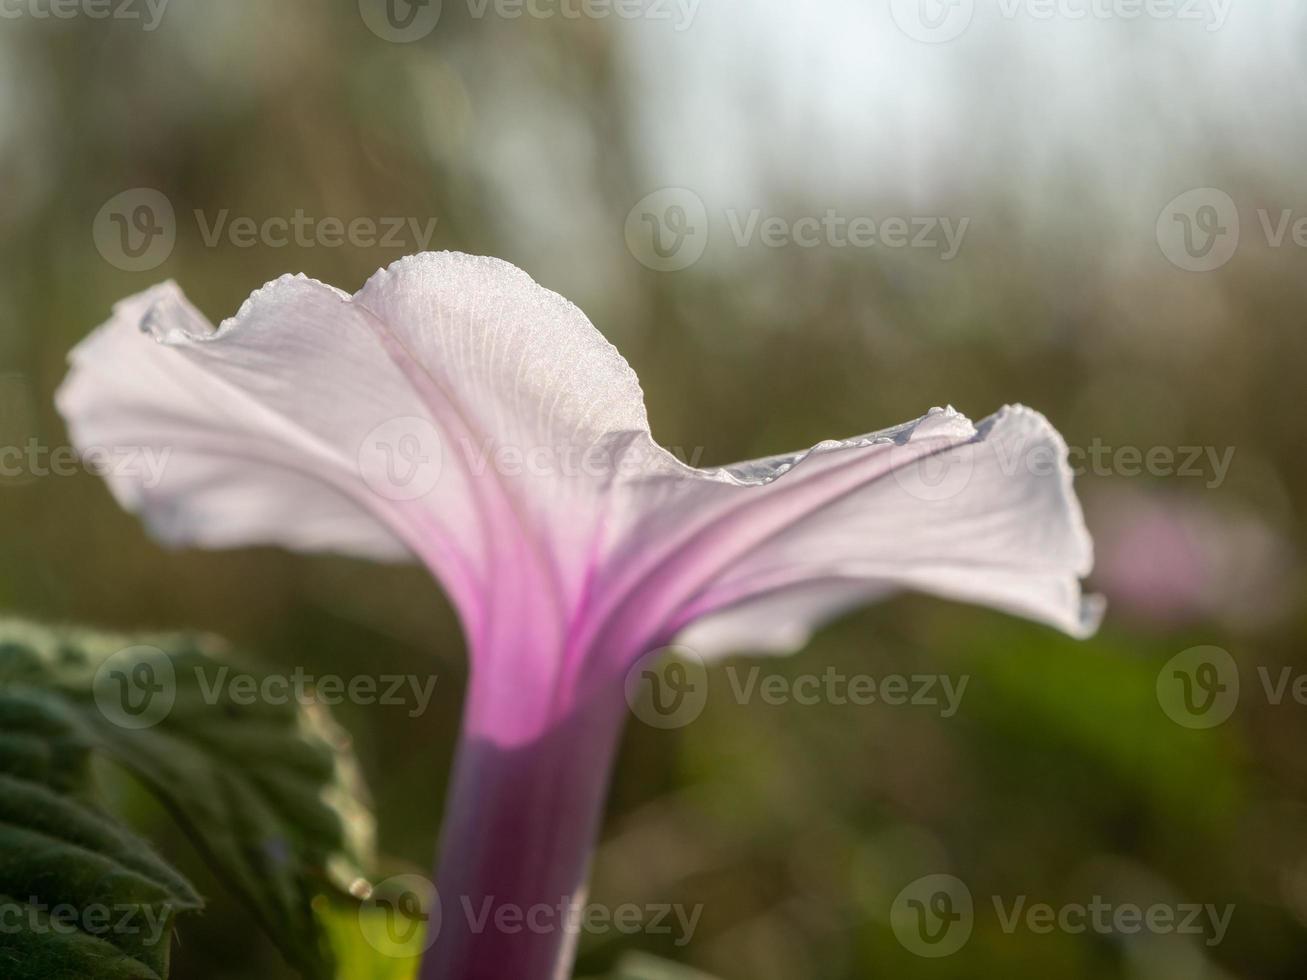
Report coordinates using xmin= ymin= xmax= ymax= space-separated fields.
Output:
xmin=420 ymin=682 xmax=628 ymax=980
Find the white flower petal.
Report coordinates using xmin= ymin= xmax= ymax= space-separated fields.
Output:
xmin=594 ymin=406 xmax=1099 ymax=660
xmin=57 ymin=254 xmax=658 ymax=635
xmin=58 ymin=280 xmax=412 ymax=563
xmin=60 ymin=255 xmax=1098 ymax=673
xmin=350 ymin=253 xmax=653 ymax=594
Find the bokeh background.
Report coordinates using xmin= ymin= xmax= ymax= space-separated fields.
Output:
xmin=2 ymin=1 xmax=1306 ymax=977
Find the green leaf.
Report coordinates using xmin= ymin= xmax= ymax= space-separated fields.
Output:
xmin=0 ymin=686 xmax=201 ymax=979
xmin=313 ymin=894 xmax=422 ymax=980
xmin=0 ymin=620 xmax=377 ymax=979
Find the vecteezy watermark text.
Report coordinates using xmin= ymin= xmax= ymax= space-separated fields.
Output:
xmin=1064 ymin=440 xmax=1233 ymax=488
xmin=891 ymin=433 xmax=1236 ymax=505
xmin=1155 ymin=187 xmax=1307 ymax=273
xmin=357 ymin=873 xmax=703 ymax=957
xmin=1157 ymin=646 xmax=1307 ymax=729
xmin=0 ymin=0 xmax=170 ymax=30
xmin=92 ymin=647 xmax=439 ymax=730
xmin=891 ymin=874 xmax=1233 ymax=958
xmin=193 ymin=211 xmax=438 ymax=252
xmin=723 ymin=209 xmax=970 ymax=260
xmin=357 ymin=0 xmax=699 ymax=43
xmin=1 ymin=439 xmax=171 ymax=488
xmin=723 ymin=665 xmax=969 ymax=716
xmin=357 ymin=417 xmax=707 ymax=502
xmin=459 ymin=896 xmax=702 ymax=946
xmin=891 ymin=0 xmax=1231 ymax=44
xmin=93 ymin=189 xmax=440 ymax=273
xmin=463 ymin=0 xmax=698 ymax=29
xmin=0 ymin=899 xmax=171 ymax=947
xmin=624 ymin=646 xmax=969 ymax=729
xmin=624 ymin=189 xmax=970 ymax=272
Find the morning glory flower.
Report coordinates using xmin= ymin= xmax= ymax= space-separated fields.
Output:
xmin=57 ymin=252 xmax=1099 ymax=979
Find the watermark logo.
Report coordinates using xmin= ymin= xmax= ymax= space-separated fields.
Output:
xmin=459 ymin=436 xmax=704 ymax=482
xmin=360 ymin=874 xmax=441 ymax=957
xmin=1156 ymin=649 xmax=1307 ymax=727
xmin=195 ymin=667 xmax=439 ymax=718
xmin=0 ymin=374 xmax=36 ymax=489
xmin=358 ymin=423 xmax=706 ymax=497
xmin=0 ymin=0 xmax=171 ymax=30
xmin=625 ymin=190 xmax=969 ymax=271
xmin=626 ymin=653 xmax=966 ymax=728
xmin=357 ymin=878 xmax=702 ymax=953
xmin=1002 ymin=0 xmax=1231 ymax=30
xmin=1156 ymin=645 xmax=1239 ymax=729
xmin=890 ymin=442 xmax=977 ymax=503
xmin=1156 ymin=188 xmax=1240 ymax=273
xmin=361 ymin=0 xmax=699 ymax=36
xmin=892 ymin=0 xmax=1230 ymax=41
xmin=191 ymin=210 xmax=439 ymax=252
xmin=625 ymin=645 xmax=709 ymax=729
xmin=1158 ymin=188 xmax=1307 ymax=272
xmin=359 ymin=417 xmax=445 ymax=502
xmin=460 ymin=895 xmax=703 ymax=945
xmin=94 ymin=188 xmax=176 ymax=273
xmin=725 ymin=666 xmax=968 ymax=716
xmin=359 ymin=0 xmax=442 ymax=41
xmin=624 ymin=188 xmax=709 ymax=272
xmin=92 ymin=651 xmax=439 ymax=729
xmin=892 ymin=875 xmax=1233 ymax=955
xmin=94 ymin=190 xmax=440 ymax=271
xmin=888 ymin=432 xmax=1237 ymax=504
xmin=991 ymin=894 xmax=1232 ymax=947
xmin=0 ymin=899 xmax=172 ymax=946
xmin=1 ymin=439 xmax=172 ymax=488
xmin=724 ymin=210 xmax=969 ymax=259
xmin=891 ymin=874 xmax=975 ymax=957
xmin=890 ymin=0 xmax=975 ymax=44
xmin=93 ymin=645 xmax=177 ymax=730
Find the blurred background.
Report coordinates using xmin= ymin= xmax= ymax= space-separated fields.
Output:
xmin=1 ymin=1 xmax=1305 ymax=977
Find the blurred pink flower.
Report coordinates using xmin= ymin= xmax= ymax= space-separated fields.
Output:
xmin=58 ymin=252 xmax=1097 ymax=979
xmin=1091 ymin=486 xmax=1295 ymax=630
